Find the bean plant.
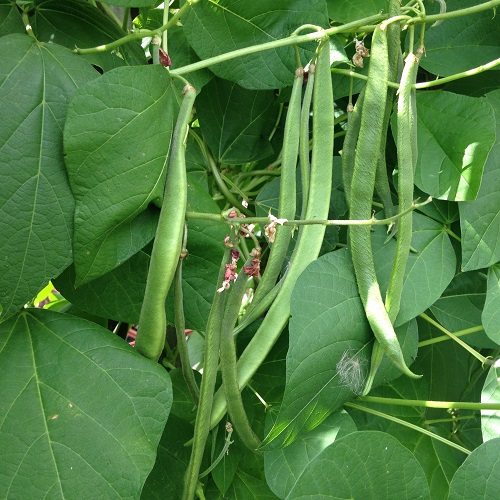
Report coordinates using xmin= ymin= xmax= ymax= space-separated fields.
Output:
xmin=1 ymin=0 xmax=500 ymax=498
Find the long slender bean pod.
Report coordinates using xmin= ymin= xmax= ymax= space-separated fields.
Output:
xmin=174 ymin=246 xmax=199 ymax=404
xmin=342 ymin=87 xmax=364 ymax=205
xmin=135 ymin=84 xmax=196 ymax=361
xmin=385 ymin=51 xmax=420 ymax=322
xmin=349 ymin=26 xmax=419 ymax=379
xmin=249 ymin=67 xmax=303 ymax=312
xmin=299 ymin=64 xmax=315 ymax=217
xmin=182 ymin=249 xmax=231 ymax=500
xmin=209 ymin=37 xmax=335 ymax=430
xmin=220 ymin=256 xmax=261 ymax=451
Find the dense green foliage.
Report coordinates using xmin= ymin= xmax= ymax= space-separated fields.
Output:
xmin=1 ymin=0 xmax=500 ymax=498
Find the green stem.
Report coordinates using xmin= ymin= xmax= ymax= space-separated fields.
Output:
xmin=198 ymin=423 xmax=234 ymax=479
xmin=345 ymin=402 xmax=471 ymax=455
xmin=174 ymin=251 xmax=200 ymax=405
xmin=182 ymin=250 xmax=230 ymax=500
xmin=162 ymin=1 xmax=169 ymax=53
xmin=419 ymin=313 xmax=492 ymax=365
xmin=410 ymin=0 xmax=500 ymax=24
xmin=418 ymin=326 xmax=485 ymax=347
xmin=415 ymin=57 xmax=500 ymax=89
xmin=185 ymin=196 xmax=432 ymax=227
xmin=75 ymin=0 xmax=199 ymax=54
xmin=170 ymin=14 xmax=385 ymax=77
xmin=356 ymin=395 xmax=500 ymax=411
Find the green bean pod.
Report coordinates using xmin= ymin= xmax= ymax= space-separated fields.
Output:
xmin=183 ymin=249 xmax=230 ymax=500
xmin=349 ymin=26 xmax=419 ymax=379
xmin=209 ymin=37 xmax=335 ymax=430
xmin=220 ymin=256 xmax=261 ymax=451
xmin=249 ymin=67 xmax=303 ymax=311
xmin=299 ymin=63 xmax=315 ymax=217
xmin=385 ymin=52 xmax=420 ymax=322
xmin=135 ymin=84 xmax=196 ymax=361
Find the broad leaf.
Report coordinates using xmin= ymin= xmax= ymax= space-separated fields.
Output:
xmin=483 ymin=265 xmax=500 ymax=344
xmin=287 ymin=431 xmax=430 ymax=499
xmin=30 ymin=0 xmax=146 ymax=70
xmin=372 ymin=212 xmax=457 ymax=327
xmin=262 ymin=249 xmax=418 ymax=449
xmin=196 ymin=78 xmax=278 ymax=164
xmin=0 ymin=309 xmax=172 ymax=498
xmin=414 ymin=91 xmax=495 ymax=201
xmin=429 ymin=271 xmax=496 ymax=349
xmin=182 ymin=0 xmax=329 ymax=90
xmin=264 ymin=410 xmax=357 ymax=499
xmin=448 ymin=438 xmax=500 ymax=499
xmin=64 ymin=65 xmax=177 ymax=285
xmin=0 ymin=34 xmax=97 ymax=321
xmin=421 ymin=0 xmax=500 ymax=78
xmin=481 ymin=364 xmax=500 ymax=442
xmin=460 ymin=89 xmax=500 ymax=271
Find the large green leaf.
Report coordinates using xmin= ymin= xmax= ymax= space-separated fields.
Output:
xmin=429 ymin=271 xmax=497 ymax=348
xmin=261 ymin=249 xmax=418 ymax=449
xmin=483 ymin=265 xmax=500 ymax=344
xmin=414 ymin=91 xmax=495 ymax=201
xmin=448 ymin=438 xmax=500 ymax=499
xmin=287 ymin=431 xmax=430 ymax=499
xmin=0 ymin=0 xmax=24 ymax=36
xmin=196 ymin=78 xmax=278 ymax=164
xmin=460 ymin=89 xmax=500 ymax=271
xmin=64 ymin=65 xmax=177 ymax=285
xmin=0 ymin=34 xmax=97 ymax=321
xmin=30 ymin=0 xmax=146 ymax=71
xmin=421 ymin=0 xmax=500 ymax=78
xmin=481 ymin=364 xmax=500 ymax=442
xmin=264 ymin=410 xmax=357 ymax=499
xmin=182 ymin=0 xmax=329 ymax=90
xmin=372 ymin=212 xmax=457 ymax=327
xmin=0 ymin=309 xmax=172 ymax=498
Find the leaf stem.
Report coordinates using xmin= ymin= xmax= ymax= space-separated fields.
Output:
xmin=186 ymin=196 xmax=432 ymax=227
xmin=345 ymin=402 xmax=471 ymax=455
xmin=419 ymin=313 xmax=492 ymax=365
xmin=356 ymin=396 xmax=500 ymax=411
xmin=198 ymin=422 xmax=234 ymax=479
xmin=409 ymin=0 xmax=500 ymax=25
xmin=418 ymin=325 xmax=485 ymax=347
xmin=414 ymin=57 xmax=500 ymax=89
xmin=170 ymin=15 xmax=385 ymax=77
xmin=74 ymin=0 xmax=199 ymax=54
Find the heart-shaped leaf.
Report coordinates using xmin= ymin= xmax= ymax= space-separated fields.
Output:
xmin=0 ymin=309 xmax=172 ymax=498
xmin=64 ymin=65 xmax=178 ymax=285
xmin=483 ymin=265 xmax=500 ymax=344
xmin=0 ymin=34 xmax=97 ymax=321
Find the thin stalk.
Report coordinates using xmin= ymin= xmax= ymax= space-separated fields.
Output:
xmin=182 ymin=250 xmax=230 ymax=500
xmin=162 ymin=2 xmax=169 ymax=53
xmin=186 ymin=196 xmax=432 ymax=227
xmin=170 ymin=15 xmax=385 ymax=77
xmin=345 ymin=402 xmax=471 ymax=455
xmin=75 ymin=0 xmax=199 ymax=54
xmin=356 ymin=396 xmax=500 ymax=411
xmin=174 ymin=250 xmax=200 ymax=404
xmin=418 ymin=325 xmax=485 ymax=347
xmin=198 ymin=423 xmax=234 ymax=479
xmin=415 ymin=57 xmax=500 ymax=89
xmin=419 ymin=313 xmax=492 ymax=365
